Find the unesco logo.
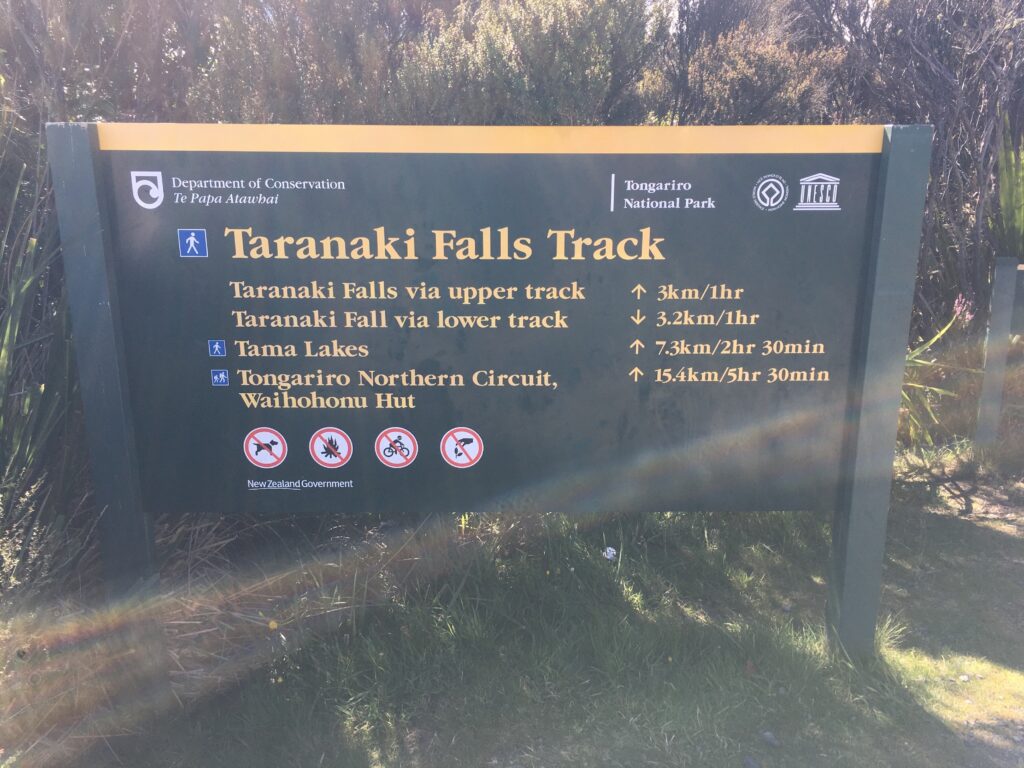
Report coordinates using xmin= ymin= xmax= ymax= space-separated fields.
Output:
xmin=752 ymin=174 xmax=788 ymax=211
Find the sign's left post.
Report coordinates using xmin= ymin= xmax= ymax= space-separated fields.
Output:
xmin=46 ymin=123 xmax=156 ymax=598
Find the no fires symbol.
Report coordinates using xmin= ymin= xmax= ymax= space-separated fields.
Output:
xmin=309 ymin=427 xmax=353 ymax=469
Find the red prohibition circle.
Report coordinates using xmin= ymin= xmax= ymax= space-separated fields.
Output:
xmin=244 ymin=427 xmax=287 ymax=469
xmin=309 ymin=427 xmax=353 ymax=469
xmin=375 ymin=427 xmax=418 ymax=468
xmin=440 ymin=427 xmax=483 ymax=469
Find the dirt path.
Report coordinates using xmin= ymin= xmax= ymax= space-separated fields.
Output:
xmin=886 ymin=475 xmax=1024 ymax=768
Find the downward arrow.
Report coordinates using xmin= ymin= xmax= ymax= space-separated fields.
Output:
xmin=629 ymin=366 xmax=644 ymax=382
xmin=630 ymin=310 xmax=646 ymax=325
xmin=630 ymin=339 xmax=645 ymax=354
xmin=631 ymin=283 xmax=647 ymax=299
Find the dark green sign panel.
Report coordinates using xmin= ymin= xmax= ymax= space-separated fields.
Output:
xmin=47 ymin=123 xmax=931 ymax=656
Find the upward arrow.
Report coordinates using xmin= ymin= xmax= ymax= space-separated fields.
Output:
xmin=631 ymin=283 xmax=647 ymax=299
xmin=630 ymin=339 xmax=645 ymax=354
xmin=630 ymin=309 xmax=646 ymax=325
xmin=629 ymin=366 xmax=644 ymax=382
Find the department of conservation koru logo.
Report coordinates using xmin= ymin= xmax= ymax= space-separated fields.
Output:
xmin=752 ymin=174 xmax=789 ymax=211
xmin=130 ymin=171 xmax=164 ymax=209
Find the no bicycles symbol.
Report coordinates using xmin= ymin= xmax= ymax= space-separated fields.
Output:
xmin=375 ymin=427 xmax=418 ymax=468
xmin=244 ymin=427 xmax=287 ymax=469
xmin=309 ymin=427 xmax=353 ymax=469
xmin=440 ymin=427 xmax=483 ymax=469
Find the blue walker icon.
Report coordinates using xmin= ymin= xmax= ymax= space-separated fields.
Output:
xmin=178 ymin=228 xmax=208 ymax=257
xmin=208 ymin=339 xmax=226 ymax=357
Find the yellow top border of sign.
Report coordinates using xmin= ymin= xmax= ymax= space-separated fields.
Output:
xmin=96 ymin=123 xmax=884 ymax=155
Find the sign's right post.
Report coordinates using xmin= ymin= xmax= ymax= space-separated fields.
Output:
xmin=976 ymin=257 xmax=1020 ymax=446
xmin=828 ymin=125 xmax=933 ymax=658
xmin=1013 ymin=265 xmax=1024 ymax=337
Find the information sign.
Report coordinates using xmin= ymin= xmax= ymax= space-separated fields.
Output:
xmin=47 ymin=123 xmax=932 ymax=655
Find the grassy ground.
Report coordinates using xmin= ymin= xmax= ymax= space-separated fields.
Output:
xmin=56 ymin=459 xmax=1024 ymax=768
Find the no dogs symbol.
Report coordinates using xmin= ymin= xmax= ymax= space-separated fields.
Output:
xmin=440 ymin=427 xmax=483 ymax=469
xmin=309 ymin=427 xmax=353 ymax=469
xmin=244 ymin=427 xmax=287 ymax=469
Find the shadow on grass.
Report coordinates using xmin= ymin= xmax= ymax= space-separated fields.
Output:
xmin=78 ymin=504 xmax=1004 ymax=768
xmin=885 ymin=478 xmax=1024 ymax=675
